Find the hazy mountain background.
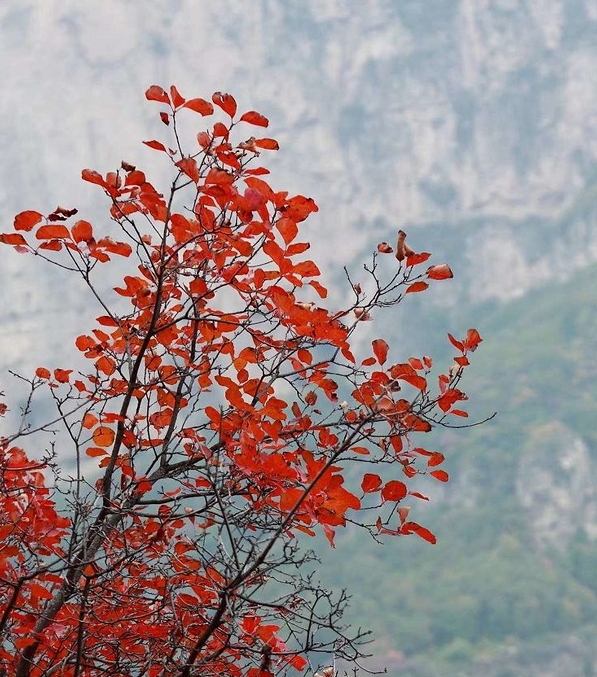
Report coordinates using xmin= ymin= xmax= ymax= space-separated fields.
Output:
xmin=2 ymin=1 xmax=597 ymax=675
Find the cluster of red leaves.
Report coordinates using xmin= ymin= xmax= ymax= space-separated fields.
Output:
xmin=0 ymin=86 xmax=481 ymax=677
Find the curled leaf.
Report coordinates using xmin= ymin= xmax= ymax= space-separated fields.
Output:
xmin=212 ymin=92 xmax=237 ymax=117
xmin=426 ymin=263 xmax=453 ymax=280
xmin=145 ymin=85 xmax=170 ymax=104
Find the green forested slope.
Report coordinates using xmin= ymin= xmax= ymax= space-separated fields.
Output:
xmin=317 ymin=263 xmax=597 ymax=674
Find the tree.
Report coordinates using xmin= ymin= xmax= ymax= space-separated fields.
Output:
xmin=0 ymin=85 xmax=482 ymax=677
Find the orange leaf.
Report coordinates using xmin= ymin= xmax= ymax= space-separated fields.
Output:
xmin=86 ymin=446 xmax=108 ymax=458
xmin=426 ymin=263 xmax=453 ymax=280
xmin=82 ymin=413 xmax=99 ymax=429
xmin=212 ymin=92 xmax=237 ymax=117
xmin=361 ymin=473 xmax=382 ymax=493
xmin=377 ymin=242 xmax=393 ymax=253
xmin=145 ymin=85 xmax=170 ymax=104
xmin=381 ymin=480 xmax=407 ymax=502
xmin=35 ymin=367 xmax=51 ymax=379
xmin=14 ymin=210 xmax=43 ymax=231
xmin=53 ymin=369 xmax=72 ymax=383
xmin=405 ymin=281 xmax=429 ymax=294
xmin=184 ymin=98 xmax=214 ymax=115
xmin=239 ymin=111 xmax=269 ymax=127
xmin=93 ymin=426 xmax=115 ymax=448
xmin=75 ymin=335 xmax=95 ymax=351
xmin=430 ymin=469 xmax=449 ymax=482
xmin=372 ymin=338 xmax=389 ymax=366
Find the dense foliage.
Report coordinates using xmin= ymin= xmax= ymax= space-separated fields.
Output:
xmin=0 ymin=86 xmax=480 ymax=677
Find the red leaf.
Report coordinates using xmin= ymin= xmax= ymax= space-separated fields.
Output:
xmin=96 ymin=237 xmax=132 ymax=257
xmin=402 ymin=521 xmax=436 ymax=544
xmin=54 ymin=368 xmax=72 ymax=383
xmin=82 ymin=413 xmax=99 ymax=429
xmin=35 ymin=367 xmax=51 ymax=379
xmin=96 ymin=356 xmax=116 ymax=376
xmin=39 ymin=240 xmax=62 ymax=251
xmin=430 ymin=469 xmax=449 ymax=482
xmin=426 ymin=263 xmax=453 ymax=280
xmin=254 ymin=138 xmax=279 ymax=151
xmin=427 ymin=452 xmax=445 ymax=467
xmin=176 ymin=157 xmax=199 ymax=183
xmin=170 ymin=85 xmax=186 ymax=108
xmin=212 ymin=122 xmax=230 ymax=139
xmin=14 ymin=210 xmax=43 ymax=231
xmin=447 ymin=333 xmax=464 ymax=352
xmin=184 ymin=98 xmax=214 ymax=116
xmin=71 ymin=220 xmax=93 ymax=243
xmin=464 ymin=328 xmax=482 ymax=352
xmin=29 ymin=582 xmax=53 ymax=600
xmin=0 ymin=233 xmax=27 ymax=246
xmin=406 ymin=251 xmax=431 ymax=266
xmin=372 ymin=338 xmax=389 ymax=365
xmin=450 ymin=409 xmax=469 ymax=417
xmin=309 ymin=279 xmax=328 ymax=299
xmin=405 ymin=281 xmax=429 ymax=294
xmin=381 ymin=480 xmax=407 ymax=502
xmin=361 ymin=473 xmax=382 ymax=493
xmin=276 ymin=218 xmax=298 ymax=245
xmin=389 ymin=363 xmax=427 ymax=391
xmin=36 ymin=225 xmax=70 ymax=240
xmin=145 ymin=85 xmax=170 ymax=104
xmin=75 ymin=335 xmax=95 ymax=351
xmin=239 ymin=111 xmax=269 ymax=127
xmin=81 ymin=169 xmax=106 ymax=186
xmin=143 ymin=139 xmax=168 ymax=153
xmin=212 ymin=92 xmax=237 ymax=117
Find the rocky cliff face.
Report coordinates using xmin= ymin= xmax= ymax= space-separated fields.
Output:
xmin=2 ymin=1 xmax=597 ymax=273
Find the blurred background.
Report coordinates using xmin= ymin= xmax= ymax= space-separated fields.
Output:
xmin=2 ymin=2 xmax=597 ymax=675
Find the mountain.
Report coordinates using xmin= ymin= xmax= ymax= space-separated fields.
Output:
xmin=2 ymin=2 xmax=597 ymax=675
